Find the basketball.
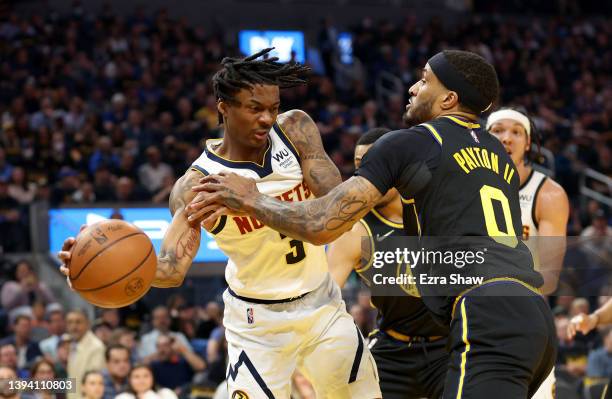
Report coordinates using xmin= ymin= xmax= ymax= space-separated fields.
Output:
xmin=68 ymin=219 xmax=157 ymax=308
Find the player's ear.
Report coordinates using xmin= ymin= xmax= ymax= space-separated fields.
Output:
xmin=217 ymin=100 xmax=227 ymax=118
xmin=526 ymin=132 xmax=531 ymax=152
xmin=439 ymin=90 xmax=459 ymax=111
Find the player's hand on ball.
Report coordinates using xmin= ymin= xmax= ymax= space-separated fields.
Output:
xmin=57 ymin=224 xmax=87 ymax=290
xmin=568 ymin=312 xmax=598 ymax=339
xmin=187 ymin=172 xmax=259 ymax=225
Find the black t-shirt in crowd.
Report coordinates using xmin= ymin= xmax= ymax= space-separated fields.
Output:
xmin=356 ymin=115 xmax=543 ymax=324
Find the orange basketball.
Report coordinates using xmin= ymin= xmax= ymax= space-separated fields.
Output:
xmin=69 ymin=219 xmax=157 ymax=308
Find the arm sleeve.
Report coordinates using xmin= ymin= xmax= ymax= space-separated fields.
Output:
xmin=355 ymin=127 xmax=441 ymax=198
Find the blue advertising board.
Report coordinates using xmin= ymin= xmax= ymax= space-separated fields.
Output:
xmin=238 ymin=30 xmax=305 ymax=63
xmin=48 ymin=207 xmax=228 ymax=263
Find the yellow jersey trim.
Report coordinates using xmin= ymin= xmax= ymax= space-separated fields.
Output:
xmin=411 ymin=202 xmax=422 ymax=237
xmin=421 ymin=123 xmax=443 ymax=145
xmin=371 ymin=209 xmax=403 ymax=229
xmin=451 ymin=277 xmax=542 ymax=319
xmin=442 ymin=115 xmax=481 ymax=130
xmin=205 ymin=138 xmax=272 ymax=168
xmin=275 ymin=121 xmax=301 ymax=157
xmin=190 ymin=166 xmax=208 ymax=176
xmin=456 ymin=298 xmax=470 ymax=399
xmin=207 ymin=216 xmax=224 ymax=234
xmin=400 ymin=197 xmax=421 ymax=236
xmin=355 ymin=219 xmax=375 ymax=274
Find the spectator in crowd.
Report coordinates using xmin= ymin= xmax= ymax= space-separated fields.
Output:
xmin=99 ymin=309 xmax=120 ymax=330
xmin=0 ymin=366 xmax=21 ymax=399
xmin=52 ymin=334 xmax=71 ymax=380
xmin=27 ymin=359 xmax=58 ymax=399
xmin=1 ymin=260 xmax=56 ymax=312
xmin=7 ymin=167 xmax=37 ymax=205
xmin=39 ymin=304 xmax=66 ymax=361
xmin=138 ymin=306 xmax=191 ymax=360
xmin=587 ymin=327 xmax=612 ymax=379
xmin=88 ymin=137 xmax=119 ymax=176
xmin=93 ymin=321 xmax=113 ymax=347
xmin=0 ymin=148 xmax=14 ymax=182
xmin=102 ymin=345 xmax=130 ymax=399
xmin=115 ymin=364 xmax=177 ymax=399
xmin=137 ymin=147 xmax=173 ymax=195
xmin=149 ymin=334 xmax=205 ymax=393
xmin=0 ymin=313 xmax=43 ymax=370
xmin=30 ymin=301 xmax=51 ymax=342
xmin=0 ymin=343 xmax=28 ymax=378
xmin=50 ymin=168 xmax=81 ymax=206
xmin=0 ymin=179 xmax=25 ymax=252
xmin=65 ymin=309 xmax=105 ymax=399
xmin=109 ymin=329 xmax=140 ymax=364
xmin=81 ymin=371 xmax=105 ymax=399
xmin=556 ymin=314 xmax=589 ymax=391
xmin=203 ymin=327 xmax=226 ymax=387
xmin=195 ymin=302 xmax=222 ymax=340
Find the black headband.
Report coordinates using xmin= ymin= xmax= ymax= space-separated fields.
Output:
xmin=428 ymin=52 xmax=492 ymax=113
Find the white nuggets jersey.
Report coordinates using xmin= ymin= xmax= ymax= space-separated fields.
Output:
xmin=519 ymin=169 xmax=547 ymax=269
xmin=519 ymin=169 xmax=547 ymax=239
xmin=190 ymin=123 xmax=328 ymax=300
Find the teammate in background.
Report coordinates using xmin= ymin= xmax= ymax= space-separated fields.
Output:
xmin=568 ymin=298 xmax=612 ymax=398
xmin=58 ymin=48 xmax=380 ymax=399
xmin=568 ymin=297 xmax=612 ymax=338
xmin=328 ymin=127 xmax=449 ymax=399
xmin=487 ymin=108 xmax=569 ymax=295
xmin=189 ymin=50 xmax=557 ymax=398
xmin=488 ymin=109 xmax=569 ymax=399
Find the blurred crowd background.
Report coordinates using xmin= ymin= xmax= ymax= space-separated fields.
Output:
xmin=0 ymin=0 xmax=611 ymax=398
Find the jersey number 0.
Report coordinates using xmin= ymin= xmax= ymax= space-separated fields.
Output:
xmin=480 ymin=185 xmax=519 ymax=248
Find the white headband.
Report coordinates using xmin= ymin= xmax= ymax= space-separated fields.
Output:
xmin=486 ymin=109 xmax=531 ymax=136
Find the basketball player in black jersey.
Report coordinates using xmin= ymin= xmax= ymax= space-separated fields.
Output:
xmin=328 ymin=127 xmax=449 ymax=399
xmin=189 ymin=49 xmax=557 ymax=398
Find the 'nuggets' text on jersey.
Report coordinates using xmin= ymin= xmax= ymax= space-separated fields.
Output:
xmin=190 ymin=123 xmax=328 ymax=301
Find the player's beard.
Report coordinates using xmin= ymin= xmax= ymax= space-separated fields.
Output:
xmin=403 ymin=97 xmax=435 ymax=126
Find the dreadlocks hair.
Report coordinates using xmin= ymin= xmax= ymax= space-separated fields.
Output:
xmin=443 ymin=50 xmax=500 ymax=114
xmin=356 ymin=127 xmax=392 ymax=146
xmin=212 ymin=48 xmax=311 ymax=124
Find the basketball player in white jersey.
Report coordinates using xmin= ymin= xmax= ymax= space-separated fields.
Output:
xmin=488 ymin=108 xmax=569 ymax=399
xmin=58 ymin=48 xmax=381 ymax=399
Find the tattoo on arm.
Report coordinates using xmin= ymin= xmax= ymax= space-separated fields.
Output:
xmin=155 ymin=171 xmax=202 ymax=288
xmin=175 ymin=228 xmax=199 ymax=260
xmin=169 ymin=172 xmax=201 ymax=215
xmin=279 ymin=110 xmax=342 ymax=196
xmin=157 ymin=248 xmax=181 ymax=279
xmin=252 ymin=176 xmax=380 ymax=244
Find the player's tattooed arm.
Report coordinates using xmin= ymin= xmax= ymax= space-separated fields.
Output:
xmin=188 ymin=173 xmax=381 ymax=245
xmin=278 ymin=110 xmax=342 ymax=196
xmin=153 ymin=171 xmax=202 ymax=288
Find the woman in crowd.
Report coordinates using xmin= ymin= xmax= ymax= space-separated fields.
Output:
xmin=81 ymin=371 xmax=104 ymax=399
xmin=115 ymin=365 xmax=177 ymax=399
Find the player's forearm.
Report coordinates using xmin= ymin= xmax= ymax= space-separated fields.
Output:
xmin=153 ymin=223 xmax=200 ymax=288
xmin=304 ymin=158 xmax=342 ymax=197
xmin=251 ymin=178 xmax=377 ymax=245
xmin=537 ymin=236 xmax=566 ymax=295
xmin=593 ymin=298 xmax=612 ymax=326
xmin=181 ymin=349 xmax=206 ymax=371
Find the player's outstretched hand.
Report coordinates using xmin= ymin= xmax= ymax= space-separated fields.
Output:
xmin=57 ymin=224 xmax=87 ymax=290
xmin=187 ymin=172 xmax=259 ymax=225
xmin=568 ymin=312 xmax=598 ymax=339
